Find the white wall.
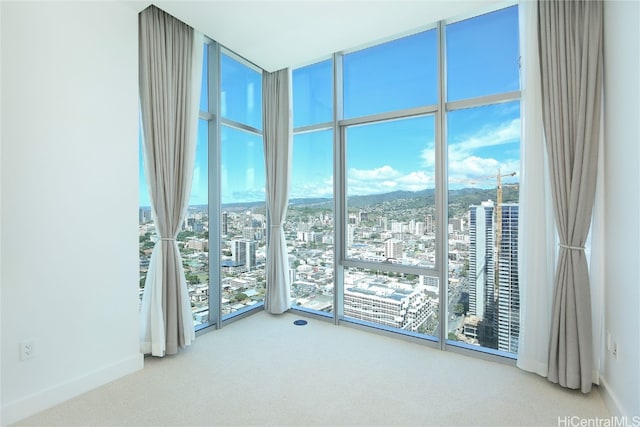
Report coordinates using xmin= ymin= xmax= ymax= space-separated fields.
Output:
xmin=602 ymin=0 xmax=640 ymax=418
xmin=0 ymin=2 xmax=142 ymax=425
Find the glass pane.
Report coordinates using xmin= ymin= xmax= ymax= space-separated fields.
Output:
xmin=220 ymin=125 xmax=266 ymax=317
xmin=221 ymin=53 xmax=262 ymax=130
xmin=345 ymin=115 xmax=436 ymax=268
xmin=344 ymin=29 xmax=437 ymax=119
xmin=183 ymin=119 xmax=209 ymax=326
xmin=200 ymin=44 xmax=208 ymax=113
xmin=289 ymin=130 xmax=334 ymax=313
xmin=293 ymin=60 xmax=333 ymax=128
xmin=138 ymin=130 xmax=152 ymax=307
xmin=344 ymin=267 xmax=439 ymax=337
xmin=446 ymin=5 xmax=520 ymax=101
xmin=446 ymin=101 xmax=520 ymax=353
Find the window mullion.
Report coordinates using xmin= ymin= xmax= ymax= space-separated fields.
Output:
xmin=209 ymin=41 xmax=222 ymax=329
xmin=333 ymin=51 xmax=345 ymax=324
xmin=436 ymin=19 xmax=448 ymax=351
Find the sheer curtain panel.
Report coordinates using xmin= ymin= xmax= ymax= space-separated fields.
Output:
xmin=263 ymin=69 xmax=293 ymax=314
xmin=139 ymin=6 xmax=203 ymax=356
xmin=516 ymin=0 xmax=557 ymax=378
xmin=538 ymin=0 xmax=603 ymax=393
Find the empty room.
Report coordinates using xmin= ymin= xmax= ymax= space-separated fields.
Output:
xmin=1 ymin=0 xmax=639 ymax=426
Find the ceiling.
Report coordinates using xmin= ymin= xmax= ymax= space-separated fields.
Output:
xmin=146 ymin=0 xmax=502 ymax=72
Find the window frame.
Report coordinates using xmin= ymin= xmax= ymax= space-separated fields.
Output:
xmin=289 ymin=2 xmax=520 ymax=359
xmin=184 ymin=1 xmax=522 ymax=362
xmin=196 ymin=40 xmax=267 ymax=333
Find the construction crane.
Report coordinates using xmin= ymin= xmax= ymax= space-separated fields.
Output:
xmin=454 ymin=169 xmax=518 ymax=264
xmin=457 ymin=169 xmax=517 ymax=293
xmin=494 ymin=170 xmax=517 ymax=270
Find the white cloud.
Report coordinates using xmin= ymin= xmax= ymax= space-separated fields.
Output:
xmin=421 ymin=145 xmax=435 ymax=168
xmin=451 ymin=156 xmax=500 ymax=177
xmin=348 ymin=166 xmax=434 ymax=196
xmin=449 ymin=118 xmax=520 ymax=160
xmin=290 ymin=176 xmax=334 ymax=199
xmin=397 ymin=171 xmax=434 ymax=191
xmin=287 ymin=118 xmax=521 ymax=198
xmin=349 ymin=165 xmax=399 ymax=181
xmin=448 ymin=118 xmax=521 ymax=184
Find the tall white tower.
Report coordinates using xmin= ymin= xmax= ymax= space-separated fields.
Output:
xmin=497 ymin=203 xmax=519 ymax=353
xmin=468 ymin=200 xmax=495 ymax=320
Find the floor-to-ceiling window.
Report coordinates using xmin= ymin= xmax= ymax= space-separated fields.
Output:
xmin=444 ymin=6 xmax=520 ymax=355
xmin=139 ymin=3 xmax=521 ymax=357
xmin=139 ymin=40 xmax=265 ymax=330
xmin=289 ymin=59 xmax=335 ymax=314
xmin=290 ymin=3 xmax=520 ymax=356
xmin=219 ymin=50 xmax=265 ymax=319
xmin=338 ymin=26 xmax=441 ymax=339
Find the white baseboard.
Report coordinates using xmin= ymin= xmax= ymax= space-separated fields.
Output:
xmin=599 ymin=376 xmax=625 ymax=417
xmin=1 ymin=353 xmax=143 ymax=426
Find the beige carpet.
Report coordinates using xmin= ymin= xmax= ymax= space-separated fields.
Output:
xmin=16 ymin=311 xmax=610 ymax=426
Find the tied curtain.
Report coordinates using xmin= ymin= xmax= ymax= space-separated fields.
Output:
xmin=139 ymin=6 xmax=203 ymax=356
xmin=263 ymin=69 xmax=293 ymax=314
xmin=538 ymin=0 xmax=603 ymax=392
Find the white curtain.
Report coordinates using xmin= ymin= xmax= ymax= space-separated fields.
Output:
xmin=262 ymin=69 xmax=293 ymax=314
xmin=139 ymin=6 xmax=203 ymax=356
xmin=587 ymin=118 xmax=605 ymax=386
xmin=516 ymin=0 xmax=557 ymax=377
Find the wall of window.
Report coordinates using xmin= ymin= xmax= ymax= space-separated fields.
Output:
xmin=219 ymin=51 xmax=265 ymax=319
xmin=139 ymin=3 xmax=521 ymax=356
xmin=290 ymin=60 xmax=335 ymax=313
xmin=290 ymin=3 xmax=520 ymax=356
xmin=139 ymin=41 xmax=265 ymax=330
xmin=444 ymin=6 xmax=520 ymax=356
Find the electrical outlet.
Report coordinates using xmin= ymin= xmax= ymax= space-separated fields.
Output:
xmin=611 ymin=342 xmax=618 ymax=359
xmin=20 ymin=340 xmax=34 ymax=361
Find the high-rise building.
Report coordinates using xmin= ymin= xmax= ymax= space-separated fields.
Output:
xmin=385 ymin=238 xmax=403 ymax=260
xmin=497 ymin=203 xmax=519 ymax=353
xmin=186 ymin=217 xmax=196 ymax=231
xmin=243 ymin=227 xmax=255 ymax=240
xmin=379 ymin=216 xmax=388 ymax=231
xmin=222 ymin=211 xmax=229 ymax=235
xmin=468 ymin=201 xmax=495 ymax=320
xmin=347 ymin=224 xmax=355 ymax=247
xmin=232 ymin=239 xmax=256 ymax=270
xmin=425 ymin=214 xmax=435 ymax=234
xmin=390 ymin=221 xmax=404 ymax=234
xmin=139 ymin=207 xmax=152 ymax=224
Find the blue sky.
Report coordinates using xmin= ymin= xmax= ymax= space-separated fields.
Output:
xmin=140 ymin=5 xmax=520 ymax=207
